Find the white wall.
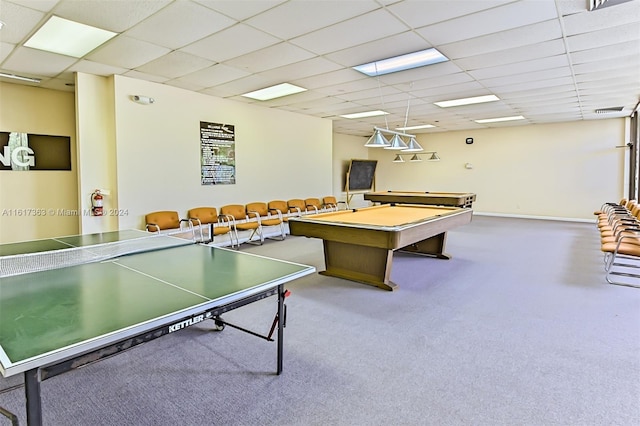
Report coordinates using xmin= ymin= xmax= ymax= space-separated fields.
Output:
xmin=75 ymin=73 xmax=118 ymax=234
xmin=110 ymin=75 xmax=333 ymax=230
xmin=366 ymin=120 xmax=626 ymax=220
xmin=332 ymin=133 xmax=369 ymax=207
xmin=0 ymin=82 xmax=78 ymax=242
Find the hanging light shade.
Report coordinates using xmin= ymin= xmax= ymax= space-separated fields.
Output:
xmin=428 ymin=152 xmax=440 ymax=161
xmin=409 ymin=154 xmax=422 ymax=162
xmin=402 ymin=137 xmax=423 ymax=152
xmin=392 ymin=154 xmax=405 ymax=163
xmin=384 ymin=134 xmax=409 ymax=150
xmin=364 ymin=130 xmax=390 ymax=147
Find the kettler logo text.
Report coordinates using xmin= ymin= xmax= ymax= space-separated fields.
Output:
xmin=168 ymin=314 xmax=205 ymax=333
xmin=0 ymin=146 xmax=35 ymax=167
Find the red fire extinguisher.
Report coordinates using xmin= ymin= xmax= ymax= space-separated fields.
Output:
xmin=91 ymin=190 xmax=104 ymax=216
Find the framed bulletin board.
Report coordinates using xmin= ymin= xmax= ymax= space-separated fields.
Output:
xmin=345 ymin=159 xmax=377 ymax=202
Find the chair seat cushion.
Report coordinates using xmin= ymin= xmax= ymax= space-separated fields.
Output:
xmin=601 ymin=241 xmax=640 ymax=256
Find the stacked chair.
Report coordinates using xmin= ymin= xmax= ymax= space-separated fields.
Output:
xmin=246 ymin=202 xmax=286 ymax=241
xmin=187 ymin=207 xmax=236 ymax=247
xmin=220 ymin=204 xmax=264 ymax=246
xmin=145 ymin=195 xmax=347 ymax=249
xmin=597 ymin=199 xmax=640 ymax=288
xmin=323 ymin=196 xmax=349 ymax=211
xmin=287 ymin=199 xmax=307 ymax=217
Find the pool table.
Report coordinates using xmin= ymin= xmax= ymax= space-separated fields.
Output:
xmin=364 ymin=190 xmax=476 ymax=208
xmin=288 ymin=204 xmax=472 ymax=291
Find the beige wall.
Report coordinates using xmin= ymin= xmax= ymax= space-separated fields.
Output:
xmin=331 ymin=133 xmax=370 ymax=208
xmin=364 ymin=120 xmax=626 ymax=220
xmin=75 ymin=73 xmax=118 ymax=234
xmin=109 ymin=75 xmax=333 ymax=230
xmin=0 ymin=75 xmax=628 ymax=242
xmin=0 ymin=82 xmax=78 ymax=242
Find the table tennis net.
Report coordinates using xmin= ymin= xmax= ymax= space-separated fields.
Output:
xmin=0 ymin=234 xmax=193 ymax=278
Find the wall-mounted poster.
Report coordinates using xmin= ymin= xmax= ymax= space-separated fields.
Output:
xmin=200 ymin=121 xmax=235 ymax=185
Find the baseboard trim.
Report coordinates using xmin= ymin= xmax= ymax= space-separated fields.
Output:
xmin=473 ymin=211 xmax=594 ymax=223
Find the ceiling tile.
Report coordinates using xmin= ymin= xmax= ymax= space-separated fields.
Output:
xmin=68 ymin=59 xmax=128 ymax=77
xmin=245 ymin=0 xmax=379 ymax=39
xmin=177 ymin=63 xmax=250 ymax=88
xmin=193 ymin=0 xmax=287 ymax=21
xmin=124 ymin=1 xmax=235 ymax=49
xmin=387 ymin=0 xmax=514 ymax=28
xmin=441 ymin=21 xmax=564 ymax=63
xmin=450 ymin=39 xmax=567 ymax=72
xmin=1 ymin=46 xmax=77 ymax=76
xmin=0 ymin=1 xmax=45 ymax=44
xmin=1 ymin=0 xmax=638 ymax=134
xmin=417 ymin=0 xmax=560 ymax=45
xmin=53 ymin=0 xmax=172 ymax=32
xmin=259 ymin=57 xmax=343 ymax=82
xmin=86 ymin=36 xmax=171 ymax=69
xmin=566 ymin=22 xmax=640 ymax=51
xmin=562 ymin=0 xmax=640 ymax=35
xmin=290 ymin=9 xmax=410 ymax=55
xmin=180 ymin=24 xmax=280 ymax=62
xmin=135 ymin=51 xmax=214 ymax=79
xmin=324 ymin=31 xmax=429 ymax=67
xmin=223 ymin=42 xmax=315 ymax=73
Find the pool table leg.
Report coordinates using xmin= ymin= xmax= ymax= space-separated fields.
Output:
xmin=399 ymin=232 xmax=451 ymax=259
xmin=320 ymin=240 xmax=398 ymax=291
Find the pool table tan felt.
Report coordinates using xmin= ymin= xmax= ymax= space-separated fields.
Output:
xmin=288 ymin=204 xmax=472 ymax=291
xmin=364 ymin=191 xmax=476 ymax=208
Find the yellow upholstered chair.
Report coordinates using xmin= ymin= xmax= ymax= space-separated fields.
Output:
xmin=145 ymin=210 xmax=194 ymax=240
xmin=268 ymin=200 xmax=291 ymax=222
xmin=304 ymin=197 xmax=324 ymax=214
xmin=187 ymin=207 xmax=236 ymax=247
xmin=323 ymin=196 xmax=349 ymax=211
xmin=220 ymin=204 xmax=263 ymax=246
xmin=246 ymin=202 xmax=286 ymax=240
xmin=287 ymin=199 xmax=307 ymax=217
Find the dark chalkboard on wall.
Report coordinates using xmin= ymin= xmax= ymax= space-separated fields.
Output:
xmin=345 ymin=159 xmax=377 ymax=192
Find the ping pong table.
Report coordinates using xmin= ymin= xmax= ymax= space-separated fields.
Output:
xmin=0 ymin=230 xmax=315 ymax=425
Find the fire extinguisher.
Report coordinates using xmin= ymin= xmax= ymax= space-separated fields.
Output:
xmin=91 ymin=190 xmax=104 ymax=216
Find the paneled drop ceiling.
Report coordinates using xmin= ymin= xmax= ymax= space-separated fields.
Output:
xmin=0 ymin=0 xmax=638 ymax=136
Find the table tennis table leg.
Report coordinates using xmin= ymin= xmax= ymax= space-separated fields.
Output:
xmin=24 ymin=369 xmax=43 ymax=426
xmin=277 ymin=284 xmax=284 ymax=375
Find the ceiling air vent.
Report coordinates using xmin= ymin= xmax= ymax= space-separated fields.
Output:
xmin=595 ymin=107 xmax=624 ymax=114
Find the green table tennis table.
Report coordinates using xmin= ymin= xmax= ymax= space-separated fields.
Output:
xmin=0 ymin=230 xmax=315 ymax=425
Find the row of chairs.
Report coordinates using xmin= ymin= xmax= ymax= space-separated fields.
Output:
xmin=145 ymin=196 xmax=348 ymax=249
xmin=595 ymin=198 xmax=640 ymax=288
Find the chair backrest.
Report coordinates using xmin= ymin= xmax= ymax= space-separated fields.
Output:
xmin=305 ymin=198 xmax=323 ymax=212
xmin=323 ymin=196 xmax=337 ymax=207
xmin=268 ymin=200 xmax=288 ymax=215
xmin=188 ymin=207 xmax=218 ymax=225
xmin=287 ymin=199 xmax=306 ymax=214
xmin=246 ymin=202 xmax=269 ymax=217
xmin=145 ymin=211 xmax=180 ymax=232
xmin=220 ymin=204 xmax=247 ymax=221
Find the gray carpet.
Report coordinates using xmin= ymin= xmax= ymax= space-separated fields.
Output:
xmin=1 ymin=216 xmax=639 ymax=425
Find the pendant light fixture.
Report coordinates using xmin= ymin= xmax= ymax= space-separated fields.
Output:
xmin=364 ymin=130 xmax=390 ymax=147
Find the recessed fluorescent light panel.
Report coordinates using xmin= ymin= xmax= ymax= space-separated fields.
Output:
xmin=353 ymin=48 xmax=449 ymax=76
xmin=0 ymin=72 xmax=41 ymax=83
xmin=475 ymin=115 xmax=525 ymax=124
xmin=340 ymin=110 xmax=389 ymax=119
xmin=241 ymin=83 xmax=307 ymax=101
xmin=396 ymin=124 xmax=435 ymax=131
xmin=435 ymin=95 xmax=499 ymax=108
xmin=24 ymin=16 xmax=117 ymax=58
